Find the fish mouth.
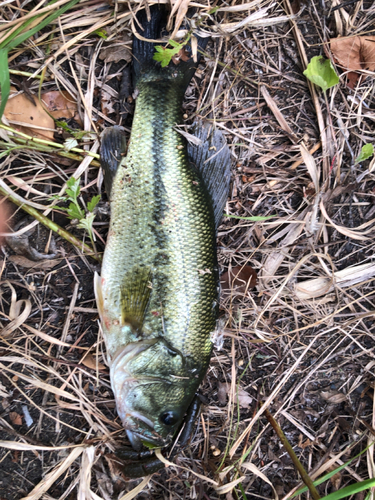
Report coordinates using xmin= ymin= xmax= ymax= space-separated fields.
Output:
xmin=126 ymin=429 xmax=168 ymax=451
xmin=124 ymin=414 xmax=169 ymax=451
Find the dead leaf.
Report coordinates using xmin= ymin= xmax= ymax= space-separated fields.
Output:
xmin=237 ymin=387 xmax=252 ymax=408
xmin=330 ymin=36 xmax=375 ymax=88
xmin=81 ymin=353 xmax=106 ymax=371
xmin=298 ymin=435 xmax=313 ymax=449
xmin=321 ymin=391 xmax=347 ymax=404
xmin=0 ymin=382 xmax=8 ymax=398
xmin=221 ymin=266 xmax=257 ymax=294
xmin=2 ymin=398 xmax=10 ymax=409
xmin=101 ymin=90 xmax=116 ymax=116
xmin=217 ymin=382 xmax=252 ymax=408
xmin=217 ymin=382 xmax=228 ymax=405
xmin=8 ymin=255 xmax=61 ymax=270
xmin=42 ymin=91 xmax=82 ymax=126
xmin=171 ymin=47 xmax=190 ymax=65
xmin=99 ymin=40 xmax=132 ymax=64
xmin=5 ymin=87 xmax=55 ymax=140
xmin=327 ymin=465 xmax=342 ymax=491
xmin=168 ymin=0 xmax=190 ymax=36
xmin=9 ymin=412 xmax=22 ymax=425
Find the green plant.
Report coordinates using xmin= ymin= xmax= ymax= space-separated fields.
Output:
xmin=303 ymin=56 xmax=339 ymax=92
xmin=355 ymin=143 xmax=374 ymax=163
xmin=291 ymin=440 xmax=375 ymax=499
xmin=224 ymin=214 xmax=276 ymax=221
xmin=153 ymin=36 xmax=191 ymax=67
xmin=54 ymin=177 xmax=100 ymax=250
xmin=0 ymin=0 xmax=80 ymax=120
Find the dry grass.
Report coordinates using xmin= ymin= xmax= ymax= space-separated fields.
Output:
xmin=1 ymin=0 xmax=375 ymax=498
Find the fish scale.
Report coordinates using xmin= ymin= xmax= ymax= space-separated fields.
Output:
xmin=101 ymin=81 xmax=217 ymax=363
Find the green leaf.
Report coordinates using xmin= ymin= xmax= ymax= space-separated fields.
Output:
xmin=320 ymin=478 xmax=375 ymax=500
xmin=0 ymin=49 xmax=10 ymax=121
xmin=56 ymin=120 xmax=73 ymax=133
xmin=94 ymin=28 xmax=107 ymax=39
xmin=87 ymin=194 xmax=101 ymax=213
xmin=355 ymin=143 xmax=374 ymax=163
xmin=153 ymin=46 xmax=177 ymax=68
xmin=291 ymin=441 xmax=374 ymax=497
xmin=67 ymin=202 xmax=84 ymax=220
xmin=208 ymin=6 xmax=220 ymax=14
xmin=303 ymin=56 xmax=339 ymax=92
xmin=66 ymin=177 xmax=80 ymax=203
xmin=141 ymin=441 xmax=160 ymax=450
xmin=77 ymin=212 xmax=95 ymax=232
xmin=224 ymin=214 xmax=276 ymax=221
xmin=153 ymin=38 xmax=186 ymax=68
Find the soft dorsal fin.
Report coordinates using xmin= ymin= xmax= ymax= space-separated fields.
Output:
xmin=187 ymin=121 xmax=231 ymax=230
xmin=100 ymin=126 xmax=127 ymax=197
xmin=121 ymin=266 xmax=152 ymax=330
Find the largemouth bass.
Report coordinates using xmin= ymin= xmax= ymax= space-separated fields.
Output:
xmin=95 ymin=5 xmax=231 ymax=452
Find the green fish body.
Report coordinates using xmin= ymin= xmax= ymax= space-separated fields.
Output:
xmin=95 ymin=6 xmax=230 ymax=451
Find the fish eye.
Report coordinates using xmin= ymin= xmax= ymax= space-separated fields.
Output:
xmin=159 ymin=411 xmax=179 ymax=426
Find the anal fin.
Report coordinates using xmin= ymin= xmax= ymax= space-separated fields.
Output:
xmin=121 ymin=266 xmax=152 ymax=331
xmin=100 ymin=126 xmax=127 ymax=197
xmin=187 ymin=121 xmax=231 ymax=230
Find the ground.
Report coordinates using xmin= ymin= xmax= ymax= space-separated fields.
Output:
xmin=1 ymin=1 xmax=375 ymax=499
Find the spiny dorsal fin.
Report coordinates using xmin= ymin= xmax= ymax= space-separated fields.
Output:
xmin=187 ymin=121 xmax=231 ymax=230
xmin=100 ymin=126 xmax=127 ymax=197
xmin=121 ymin=266 xmax=152 ymax=330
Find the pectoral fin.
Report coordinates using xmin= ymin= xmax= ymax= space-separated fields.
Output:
xmin=121 ymin=266 xmax=152 ymax=330
xmin=100 ymin=126 xmax=127 ymax=197
xmin=187 ymin=121 xmax=231 ymax=230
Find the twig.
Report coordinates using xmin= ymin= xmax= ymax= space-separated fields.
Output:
xmin=264 ymin=408 xmax=321 ymax=500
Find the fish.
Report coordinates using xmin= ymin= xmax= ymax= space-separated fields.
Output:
xmin=95 ymin=5 xmax=231 ymax=452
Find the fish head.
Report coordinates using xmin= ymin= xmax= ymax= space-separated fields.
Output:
xmin=110 ymin=338 xmax=199 ymax=450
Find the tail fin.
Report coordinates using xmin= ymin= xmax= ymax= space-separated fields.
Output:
xmin=132 ymin=5 xmax=208 ymax=91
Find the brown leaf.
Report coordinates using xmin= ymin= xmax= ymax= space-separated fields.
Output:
xmin=327 ymin=466 xmax=342 ymax=491
xmin=42 ymin=90 xmax=82 ymax=126
xmin=217 ymin=382 xmax=228 ymax=405
xmin=81 ymin=353 xmax=106 ymax=371
xmin=8 ymin=255 xmax=61 ymax=270
xmin=101 ymin=90 xmax=116 ymax=117
xmin=321 ymin=391 xmax=347 ymax=404
xmin=221 ymin=266 xmax=257 ymax=294
xmin=237 ymin=387 xmax=252 ymax=408
xmin=9 ymin=411 xmax=22 ymax=425
xmin=330 ymin=36 xmax=375 ymax=88
xmin=5 ymin=87 xmax=55 ymax=140
xmin=99 ymin=39 xmax=132 ymax=64
xmin=0 ymin=382 xmax=8 ymax=398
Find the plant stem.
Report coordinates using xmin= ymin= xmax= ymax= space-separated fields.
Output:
xmin=0 ymin=139 xmax=101 ymax=166
xmin=0 ymin=184 xmax=102 ymax=262
xmin=0 ymin=124 xmax=100 ymax=159
xmin=264 ymin=408 xmax=321 ymax=500
xmin=9 ymin=69 xmax=44 ymax=79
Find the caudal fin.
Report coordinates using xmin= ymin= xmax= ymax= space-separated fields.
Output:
xmin=132 ymin=5 xmax=208 ymax=91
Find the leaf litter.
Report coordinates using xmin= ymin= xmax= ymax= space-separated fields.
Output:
xmin=1 ymin=0 xmax=375 ymax=499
